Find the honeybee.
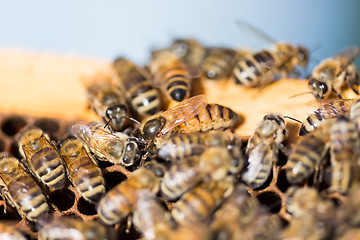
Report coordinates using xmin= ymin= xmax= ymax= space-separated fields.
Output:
xmin=18 ymin=127 xmax=67 ymax=190
xmin=241 ymin=214 xmax=282 ymax=240
xmin=286 ymin=119 xmax=333 ymax=184
xmin=160 ymin=147 xmax=240 ymax=201
xmin=0 ymin=222 xmax=27 ymax=240
xmin=299 ymin=99 xmax=354 ymax=135
xmin=329 ymin=115 xmax=360 ymax=194
xmin=112 ymin=57 xmax=161 ymax=119
xmin=168 ymin=38 xmax=206 ymax=68
xmin=132 ymin=190 xmax=174 ymax=240
xmin=308 ymin=46 xmax=359 ymax=100
xmin=87 ymin=81 xmax=128 ymax=131
xmin=38 ymin=216 xmax=109 ymax=240
xmin=156 ymin=130 xmax=242 ymax=163
xmin=97 ymin=166 xmax=161 ymax=225
xmin=171 ymin=177 xmax=233 ymax=226
xmin=149 ymin=50 xmax=193 ymax=103
xmin=72 ymin=122 xmax=140 ymax=166
xmin=285 ymin=186 xmax=324 ymax=219
xmin=58 ymin=135 xmax=105 ymax=203
xmin=0 ymin=152 xmax=49 ymax=222
xmin=210 ymin=184 xmax=260 ymax=240
xmin=201 ymin=47 xmax=237 ymax=80
xmin=242 ymin=114 xmax=287 ymax=189
xmin=233 ymin=21 xmax=309 ymax=88
xmin=141 ymin=95 xmax=239 ymax=141
xmin=350 ymin=98 xmax=360 ymax=127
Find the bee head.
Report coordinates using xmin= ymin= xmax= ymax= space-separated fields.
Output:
xmin=308 ymin=78 xmax=328 ymax=100
xmin=142 ymin=117 xmax=166 ymax=139
xmin=122 ymin=141 xmax=140 ymax=166
xmin=298 ymin=46 xmax=309 ymax=67
xmin=105 ymin=104 xmax=127 ymax=127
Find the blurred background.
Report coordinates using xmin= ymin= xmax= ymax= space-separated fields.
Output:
xmin=0 ymin=0 xmax=359 ymax=69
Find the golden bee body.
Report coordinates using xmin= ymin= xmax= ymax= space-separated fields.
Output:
xmin=59 ymin=136 xmax=105 ymax=203
xmin=0 ymin=152 xmax=49 ymax=222
xmin=18 ymin=128 xmax=66 ymax=190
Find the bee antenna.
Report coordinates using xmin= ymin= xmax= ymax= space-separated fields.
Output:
xmin=104 ymin=118 xmax=112 ymax=129
xmin=125 ymin=116 xmax=141 ymax=125
xmin=289 ymin=92 xmax=313 ymax=99
xmin=284 ymin=115 xmax=302 ymax=124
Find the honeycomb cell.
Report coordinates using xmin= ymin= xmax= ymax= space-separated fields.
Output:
xmin=77 ymin=197 xmax=97 ymax=216
xmin=104 ymin=171 xmax=127 ymax=190
xmin=0 ymin=138 xmax=5 ymax=152
xmin=257 ymin=191 xmax=282 ymax=214
xmin=1 ymin=116 xmax=27 ymax=136
xmin=276 ymin=169 xmax=291 ymax=193
xmin=34 ymin=118 xmax=61 ymax=140
xmin=9 ymin=140 xmax=21 ymax=160
xmin=0 ymin=205 xmax=22 ymax=221
xmin=49 ymin=189 xmax=76 ymax=211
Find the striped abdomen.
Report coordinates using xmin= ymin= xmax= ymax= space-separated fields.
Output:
xmin=160 ymin=158 xmax=202 ymax=200
xmin=351 ymin=98 xmax=360 ymax=126
xmin=202 ymin=48 xmax=236 ymax=79
xmin=163 ymin=68 xmax=191 ymax=102
xmin=30 ymin=147 xmax=66 ymax=189
xmin=177 ymin=104 xmax=239 ymax=133
xmin=232 ymin=50 xmax=274 ymax=87
xmin=300 ymin=99 xmax=353 ymax=135
xmin=124 ymin=73 xmax=161 ymax=117
xmin=66 ymin=155 xmax=105 ymax=204
xmin=242 ymin=143 xmax=275 ymax=189
xmin=157 ymin=134 xmax=205 ymax=161
xmin=286 ymin=131 xmax=330 ymax=184
xmin=7 ymin=175 xmax=49 ymax=222
xmin=97 ymin=183 xmax=135 ymax=225
xmin=330 ymin=160 xmax=353 ymax=194
xmin=171 ymin=184 xmax=222 ymax=225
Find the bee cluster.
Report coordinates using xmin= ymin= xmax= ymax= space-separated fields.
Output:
xmin=1 ymin=28 xmax=360 ymax=239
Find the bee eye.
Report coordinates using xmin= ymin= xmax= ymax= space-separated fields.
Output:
xmin=298 ymin=47 xmax=309 ymax=63
xmin=123 ymin=142 xmax=140 ymax=166
xmin=142 ymin=117 xmax=166 ymax=139
xmin=309 ymin=78 xmax=328 ymax=99
xmin=105 ymin=105 xmax=127 ymax=121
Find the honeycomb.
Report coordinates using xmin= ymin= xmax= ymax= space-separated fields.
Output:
xmin=0 ymin=50 xmax=358 ymax=239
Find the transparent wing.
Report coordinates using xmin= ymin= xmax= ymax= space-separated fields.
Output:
xmin=160 ymin=95 xmax=206 ymax=135
xmin=235 ymin=19 xmax=276 ymax=45
xmin=336 ymin=45 xmax=360 ymax=62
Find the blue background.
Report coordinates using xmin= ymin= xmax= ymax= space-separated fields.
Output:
xmin=1 ymin=1 xmax=359 ymax=69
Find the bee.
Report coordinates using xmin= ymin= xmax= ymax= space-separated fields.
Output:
xmin=329 ymin=115 xmax=360 ymax=194
xmin=308 ymin=46 xmax=359 ymax=100
xmin=210 ymin=184 xmax=260 ymax=240
xmin=286 ymin=119 xmax=333 ymax=184
xmin=58 ymin=135 xmax=105 ymax=203
xmin=149 ymin=50 xmax=193 ymax=103
xmin=201 ymin=47 xmax=237 ymax=80
xmin=285 ymin=186 xmax=324 ymax=219
xmin=141 ymin=95 xmax=239 ymax=141
xmin=242 ymin=114 xmax=287 ymax=189
xmin=38 ymin=216 xmax=109 ymax=240
xmin=168 ymin=38 xmax=206 ymax=68
xmin=160 ymin=147 xmax=240 ymax=201
xmin=112 ymin=57 xmax=161 ymax=119
xmin=232 ymin=21 xmax=309 ymax=88
xmin=72 ymin=122 xmax=140 ymax=166
xmin=132 ymin=190 xmax=175 ymax=240
xmin=241 ymin=214 xmax=282 ymax=240
xmin=97 ymin=166 xmax=161 ymax=225
xmin=0 ymin=152 xmax=49 ymax=222
xmin=18 ymin=127 xmax=67 ymax=190
xmin=156 ymin=130 xmax=242 ymax=162
xmin=0 ymin=222 xmax=27 ymax=240
xmin=299 ymin=99 xmax=354 ymax=135
xmin=87 ymin=81 xmax=128 ymax=131
xmin=350 ymin=98 xmax=360 ymax=127
xmin=171 ymin=177 xmax=233 ymax=226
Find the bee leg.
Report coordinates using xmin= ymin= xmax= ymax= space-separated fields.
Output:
xmin=331 ymin=89 xmax=343 ymax=99
xmin=125 ymin=215 xmax=133 ymax=234
xmin=139 ymin=152 xmax=149 ymax=166
xmin=345 ymin=64 xmax=359 ymax=95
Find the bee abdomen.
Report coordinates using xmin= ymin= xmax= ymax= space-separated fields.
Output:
xmin=330 ymin=160 xmax=353 ymax=194
xmin=286 ymin=135 xmax=327 ymax=184
xmin=97 ymin=184 xmax=134 ymax=225
xmin=32 ymin=148 xmax=66 ymax=189
xmin=164 ymin=69 xmax=191 ymax=102
xmin=172 ymin=187 xmax=216 ymax=224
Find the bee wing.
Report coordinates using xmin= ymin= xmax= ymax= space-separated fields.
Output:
xmin=72 ymin=123 xmax=119 ymax=155
xmin=336 ymin=46 xmax=360 ymax=62
xmin=235 ymin=20 xmax=276 ymax=45
xmin=160 ymin=95 xmax=206 ymax=135
xmin=305 ymin=99 xmax=354 ymax=113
